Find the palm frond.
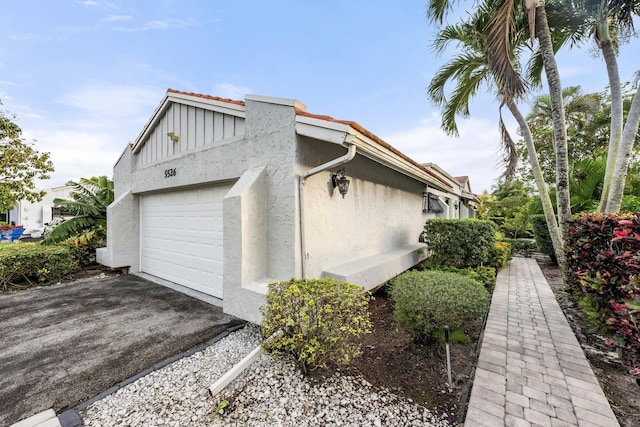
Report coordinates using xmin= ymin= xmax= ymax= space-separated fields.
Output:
xmin=427 ymin=0 xmax=456 ymax=24
xmin=441 ymin=66 xmax=492 ymax=135
xmin=487 ymin=0 xmax=528 ymax=99
xmin=498 ymin=103 xmax=519 ymax=181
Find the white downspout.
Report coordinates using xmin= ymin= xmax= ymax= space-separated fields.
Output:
xmin=298 ymin=135 xmax=356 ymax=278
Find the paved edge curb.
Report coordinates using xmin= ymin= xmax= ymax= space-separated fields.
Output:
xmin=58 ymin=322 xmax=247 ymax=427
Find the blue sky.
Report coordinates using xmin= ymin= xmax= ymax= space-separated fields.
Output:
xmin=1 ymin=1 xmax=638 ymax=194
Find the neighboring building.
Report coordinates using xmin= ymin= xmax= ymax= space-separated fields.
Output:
xmin=421 ymin=163 xmax=480 ymax=219
xmin=2 ymin=185 xmax=75 ymax=237
xmin=98 ymin=89 xmax=478 ymax=323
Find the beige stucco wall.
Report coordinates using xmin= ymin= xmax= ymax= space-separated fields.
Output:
xmin=297 ymin=137 xmax=432 ymax=286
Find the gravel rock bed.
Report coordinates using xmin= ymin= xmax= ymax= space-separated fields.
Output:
xmin=81 ymin=325 xmax=452 ymax=427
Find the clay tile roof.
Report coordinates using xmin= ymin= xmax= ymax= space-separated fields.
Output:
xmin=167 ymin=88 xmax=245 ymax=106
xmin=163 ymin=89 xmax=451 ymax=189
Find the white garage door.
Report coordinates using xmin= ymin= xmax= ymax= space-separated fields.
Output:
xmin=140 ymin=185 xmax=231 ymax=299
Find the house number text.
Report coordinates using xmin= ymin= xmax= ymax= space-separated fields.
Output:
xmin=164 ymin=168 xmax=177 ymax=178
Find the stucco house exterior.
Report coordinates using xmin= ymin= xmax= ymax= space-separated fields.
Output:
xmin=97 ymin=89 xmax=478 ymax=323
xmin=3 ymin=185 xmax=75 ymax=237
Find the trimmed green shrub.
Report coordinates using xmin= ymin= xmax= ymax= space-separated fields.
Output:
xmin=531 ymin=215 xmax=557 ymax=264
xmin=59 ymin=232 xmax=103 ymax=267
xmin=500 ymin=238 xmax=537 ymax=258
xmin=422 ymin=219 xmax=497 ymax=268
xmin=486 ymin=241 xmax=512 ymax=270
xmin=389 ymin=270 xmax=490 ymax=343
xmin=428 ymin=265 xmax=497 ymax=288
xmin=0 ymin=243 xmax=77 ymax=290
xmin=260 ymin=278 xmax=372 ymax=374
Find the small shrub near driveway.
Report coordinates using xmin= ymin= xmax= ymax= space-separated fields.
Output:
xmin=0 ymin=243 xmax=77 ymax=291
xmin=389 ymin=270 xmax=490 ymax=343
xmin=260 ymin=277 xmax=372 ymax=375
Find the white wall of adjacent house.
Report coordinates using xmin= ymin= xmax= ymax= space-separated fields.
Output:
xmin=9 ymin=185 xmax=74 ymax=236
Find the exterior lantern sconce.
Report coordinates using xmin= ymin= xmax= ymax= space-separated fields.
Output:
xmin=331 ymin=169 xmax=350 ymax=198
xmin=454 ymin=201 xmax=459 ymax=210
xmin=167 ymin=132 xmax=179 ymax=143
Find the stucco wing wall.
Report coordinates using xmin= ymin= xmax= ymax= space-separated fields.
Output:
xmin=222 ymin=166 xmax=269 ymax=323
xmin=96 ymin=190 xmax=140 ymax=272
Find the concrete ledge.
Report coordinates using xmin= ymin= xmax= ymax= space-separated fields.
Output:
xmin=10 ymin=409 xmax=60 ymax=427
xmin=322 ymin=244 xmax=427 ymax=291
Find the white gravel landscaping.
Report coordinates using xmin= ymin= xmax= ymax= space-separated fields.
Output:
xmin=81 ymin=325 xmax=452 ymax=427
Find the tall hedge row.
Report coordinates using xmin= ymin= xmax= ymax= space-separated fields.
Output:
xmin=422 ymin=219 xmax=498 ymax=269
xmin=530 ymin=215 xmax=557 ymax=264
xmin=565 ymin=212 xmax=640 ymax=371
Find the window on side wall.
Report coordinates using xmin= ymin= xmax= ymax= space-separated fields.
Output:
xmin=424 ymin=192 xmax=448 ymax=216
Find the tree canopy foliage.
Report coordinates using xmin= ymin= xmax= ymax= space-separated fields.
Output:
xmin=0 ymin=104 xmax=54 ymax=212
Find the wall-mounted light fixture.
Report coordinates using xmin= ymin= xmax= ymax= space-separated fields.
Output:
xmin=331 ymin=169 xmax=350 ymax=198
xmin=167 ymin=132 xmax=179 ymax=143
xmin=454 ymin=201 xmax=459 ymax=210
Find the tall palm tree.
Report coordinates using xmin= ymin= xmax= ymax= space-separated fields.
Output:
xmin=426 ymin=3 xmax=565 ymax=264
xmin=580 ymin=0 xmax=640 ymax=212
xmin=42 ymin=176 xmax=114 ymax=245
xmin=525 ymin=86 xmax=600 ymax=182
xmin=608 ymin=77 xmax=640 ymax=211
xmin=428 ymin=0 xmax=573 ymax=238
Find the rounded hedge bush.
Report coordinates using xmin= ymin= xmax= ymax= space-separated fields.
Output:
xmin=260 ymin=277 xmax=372 ymax=374
xmin=389 ymin=270 xmax=490 ymax=342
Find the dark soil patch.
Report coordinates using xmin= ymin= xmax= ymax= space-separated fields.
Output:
xmin=317 ymin=255 xmax=640 ymax=427
xmin=535 ymin=254 xmax=640 ymax=427
xmin=315 ymin=286 xmax=485 ymax=425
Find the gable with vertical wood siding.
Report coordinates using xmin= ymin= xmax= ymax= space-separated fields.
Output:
xmin=135 ymin=100 xmax=246 ymax=167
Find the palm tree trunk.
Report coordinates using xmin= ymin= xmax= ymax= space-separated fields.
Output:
xmin=606 ymin=84 xmax=640 ymax=212
xmin=506 ymin=98 xmax=565 ymax=269
xmin=535 ymin=4 xmax=571 ymax=232
xmin=599 ymin=40 xmax=624 ymax=212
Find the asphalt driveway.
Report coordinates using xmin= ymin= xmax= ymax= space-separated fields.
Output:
xmin=0 ymin=274 xmax=244 ymax=425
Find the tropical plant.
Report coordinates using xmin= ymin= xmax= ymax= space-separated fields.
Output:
xmin=487 ymin=180 xmax=534 ymax=238
xmin=519 ymin=85 xmax=640 ymax=187
xmin=523 ymin=86 xmax=601 ymax=182
xmin=0 ymin=103 xmax=55 ymax=212
xmin=41 ymin=176 xmax=114 ymax=245
xmin=426 ymin=2 xmax=565 ymax=265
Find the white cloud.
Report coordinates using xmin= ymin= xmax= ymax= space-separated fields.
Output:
xmin=57 ymin=82 xmax=161 ymax=119
xmin=23 ymin=128 xmax=123 ymax=187
xmin=112 ymin=18 xmax=197 ymax=32
xmin=77 ymin=0 xmax=99 ymax=5
xmin=213 ymin=83 xmax=252 ymax=100
xmin=383 ymin=113 xmax=514 ymax=194
xmin=104 ymin=15 xmax=132 ymax=22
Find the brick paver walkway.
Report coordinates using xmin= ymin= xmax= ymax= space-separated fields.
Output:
xmin=465 ymin=257 xmax=620 ymax=427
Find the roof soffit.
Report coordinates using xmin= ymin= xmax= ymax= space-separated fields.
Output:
xmin=295 ymin=114 xmax=452 ymax=191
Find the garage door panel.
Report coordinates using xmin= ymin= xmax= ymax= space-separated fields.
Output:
xmin=140 ymin=185 xmax=230 ymax=299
